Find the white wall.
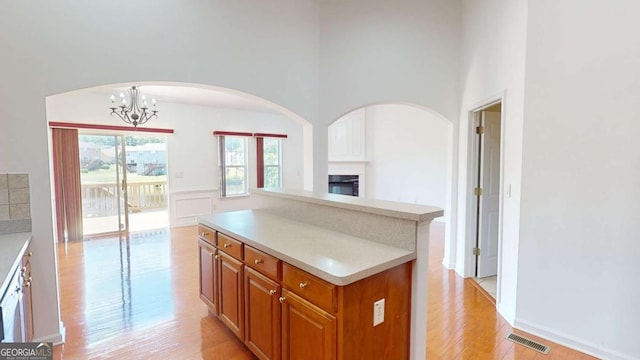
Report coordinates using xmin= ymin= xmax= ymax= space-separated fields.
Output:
xmin=0 ymin=0 xmax=319 ymax=343
xmin=46 ymin=90 xmax=305 ymax=224
xmin=457 ymin=0 xmax=528 ymax=324
xmin=318 ymin=0 xmax=461 ymax=281
xmin=364 ymin=105 xmax=449 ymax=214
xmin=517 ymin=1 xmax=640 ymax=358
xmin=317 ymin=0 xmax=461 ymax=193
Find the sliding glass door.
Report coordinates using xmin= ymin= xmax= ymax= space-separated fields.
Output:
xmin=123 ymin=135 xmax=169 ymax=232
xmin=79 ymin=134 xmax=129 ymax=237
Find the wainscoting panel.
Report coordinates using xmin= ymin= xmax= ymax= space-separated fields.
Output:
xmin=170 ymin=190 xmax=217 ymax=227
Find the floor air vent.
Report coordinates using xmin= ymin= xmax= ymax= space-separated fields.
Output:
xmin=506 ymin=333 xmax=550 ymax=354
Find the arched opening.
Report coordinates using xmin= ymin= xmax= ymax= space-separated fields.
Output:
xmin=327 ymin=101 xmax=453 ymax=243
xmin=47 ymin=81 xmax=314 ymax=237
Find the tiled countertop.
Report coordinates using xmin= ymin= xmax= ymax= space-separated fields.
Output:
xmin=198 ymin=210 xmax=415 ymax=286
xmin=0 ymin=232 xmax=31 ymax=297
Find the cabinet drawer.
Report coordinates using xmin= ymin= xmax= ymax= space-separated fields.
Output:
xmin=283 ymin=263 xmax=336 ymax=314
xmin=218 ymin=233 xmax=243 ymax=260
xmin=197 ymin=225 xmax=216 ymax=246
xmin=245 ymin=245 xmax=281 ymax=281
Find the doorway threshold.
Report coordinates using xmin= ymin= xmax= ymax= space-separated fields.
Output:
xmin=468 ymin=276 xmax=497 ymax=305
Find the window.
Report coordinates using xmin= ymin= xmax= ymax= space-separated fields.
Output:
xmin=218 ymin=135 xmax=248 ymax=197
xmin=256 ymin=134 xmax=286 ymax=188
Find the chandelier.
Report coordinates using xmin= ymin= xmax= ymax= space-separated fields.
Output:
xmin=109 ymin=86 xmax=158 ymax=127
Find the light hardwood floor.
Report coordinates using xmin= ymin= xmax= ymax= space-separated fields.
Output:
xmin=52 ymin=223 xmax=597 ymax=359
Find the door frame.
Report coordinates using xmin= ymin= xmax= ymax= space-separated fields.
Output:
xmin=463 ymin=92 xmax=507 ymax=303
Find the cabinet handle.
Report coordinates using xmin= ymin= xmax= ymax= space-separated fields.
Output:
xmin=269 ymin=290 xmax=276 ymax=296
xmin=223 ymin=243 xmax=231 ymax=248
xmin=279 ymin=296 xmax=286 ymax=304
xmin=299 ymin=282 xmax=309 ymax=289
xmin=200 ymin=232 xmax=209 ymax=237
xmin=28 ymin=251 xmax=32 ymax=257
xmin=23 ymin=280 xmax=30 ymax=288
xmin=254 ymin=259 xmax=263 ymax=265
xmin=214 ymin=254 xmax=220 ymax=260
xmin=209 ymin=252 xmax=214 ymax=257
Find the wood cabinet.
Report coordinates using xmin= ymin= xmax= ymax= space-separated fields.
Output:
xmin=244 ymin=267 xmax=281 ymax=360
xmin=197 ymin=225 xmax=411 ymax=360
xmin=198 ymin=238 xmax=218 ymax=315
xmin=281 ymin=289 xmax=336 ymax=360
xmin=218 ymin=249 xmax=244 ymax=339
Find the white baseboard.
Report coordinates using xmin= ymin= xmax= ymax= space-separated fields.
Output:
xmin=496 ymin=304 xmax=515 ymax=326
xmin=441 ymin=258 xmax=455 ymax=269
xmin=33 ymin=321 xmax=65 ymax=345
xmin=514 ymin=318 xmax=636 ymax=360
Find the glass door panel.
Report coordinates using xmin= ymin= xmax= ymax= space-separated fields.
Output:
xmin=79 ymin=134 xmax=129 ymax=236
xmin=124 ymin=135 xmax=169 ymax=232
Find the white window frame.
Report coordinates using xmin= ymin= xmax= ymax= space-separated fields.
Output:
xmin=218 ymin=135 xmax=249 ymax=197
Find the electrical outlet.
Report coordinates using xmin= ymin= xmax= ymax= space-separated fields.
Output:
xmin=373 ymin=298 xmax=385 ymax=326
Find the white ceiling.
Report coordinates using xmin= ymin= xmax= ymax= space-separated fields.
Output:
xmin=90 ymin=84 xmax=281 ymax=115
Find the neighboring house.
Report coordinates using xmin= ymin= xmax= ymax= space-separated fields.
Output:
xmin=125 ymin=143 xmax=166 ymax=176
xmin=1 ymin=1 xmax=638 ymax=359
xmin=78 ymin=141 xmax=102 ymax=163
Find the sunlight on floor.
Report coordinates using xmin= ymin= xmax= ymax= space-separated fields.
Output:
xmin=83 ymin=210 xmax=169 ymax=236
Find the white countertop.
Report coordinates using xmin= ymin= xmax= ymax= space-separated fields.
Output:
xmin=198 ymin=210 xmax=415 ymax=286
xmin=251 ymin=188 xmax=443 ymax=222
xmin=0 ymin=232 xmax=31 ymax=298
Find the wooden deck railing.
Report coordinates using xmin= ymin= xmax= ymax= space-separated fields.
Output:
xmin=82 ymin=181 xmax=167 ymax=217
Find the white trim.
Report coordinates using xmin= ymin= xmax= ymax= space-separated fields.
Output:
xmin=462 ymin=92 xmax=507 ymax=302
xmin=515 ymin=318 xmax=636 ymax=360
xmin=170 ymin=188 xmax=217 ymax=196
xmin=441 ymin=258 xmax=456 ymax=270
xmin=33 ymin=321 xmax=65 ymax=345
xmin=496 ymin=303 xmax=515 ymax=326
xmin=410 ymin=221 xmax=430 ymax=360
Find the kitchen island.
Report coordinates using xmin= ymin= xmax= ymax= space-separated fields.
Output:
xmin=198 ymin=188 xmax=442 ymax=360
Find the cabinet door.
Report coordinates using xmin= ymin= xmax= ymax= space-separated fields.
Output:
xmin=218 ymin=251 xmax=244 ymax=339
xmin=281 ymin=289 xmax=336 ymax=360
xmin=244 ymin=267 xmax=281 ymax=360
xmin=199 ymin=239 xmax=218 ymax=315
xmin=1 ymin=269 xmax=25 ymax=343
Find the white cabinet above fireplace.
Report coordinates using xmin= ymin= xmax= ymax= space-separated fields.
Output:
xmin=328 ymin=108 xmax=365 ymax=162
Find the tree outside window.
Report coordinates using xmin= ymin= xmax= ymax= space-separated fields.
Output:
xmin=263 ymin=138 xmax=281 ymax=188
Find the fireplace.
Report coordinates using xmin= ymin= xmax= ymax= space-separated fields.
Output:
xmin=328 ymin=175 xmax=359 ymax=197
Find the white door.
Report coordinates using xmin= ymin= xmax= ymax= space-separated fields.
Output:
xmin=477 ymin=111 xmax=501 ymax=278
